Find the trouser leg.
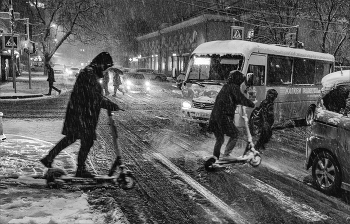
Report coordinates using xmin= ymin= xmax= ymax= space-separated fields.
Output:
xmin=51 ymin=85 xmax=60 ymax=93
xmin=44 ymin=135 xmax=77 ymax=162
xmin=256 ymin=125 xmax=272 ymax=149
xmin=77 ymin=136 xmax=94 ymax=169
xmin=213 ymin=131 xmax=225 ymax=159
xmin=223 ymin=135 xmax=238 ymax=156
xmin=223 ymin=123 xmax=239 ymax=155
xmin=48 ymin=82 xmax=53 ymax=94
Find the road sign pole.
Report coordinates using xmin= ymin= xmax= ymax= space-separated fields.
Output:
xmin=10 ymin=0 xmax=16 ymax=93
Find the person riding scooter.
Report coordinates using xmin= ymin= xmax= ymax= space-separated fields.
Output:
xmin=208 ymin=70 xmax=255 ymax=161
xmin=40 ymin=52 xmax=121 ymax=178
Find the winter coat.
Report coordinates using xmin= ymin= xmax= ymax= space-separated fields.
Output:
xmin=47 ymin=66 xmax=55 ymax=83
xmin=113 ymin=72 xmax=122 ymax=86
xmin=62 ymin=65 xmax=120 ymax=139
xmin=257 ymin=99 xmax=275 ymax=126
xmin=208 ymin=72 xmax=254 ymax=135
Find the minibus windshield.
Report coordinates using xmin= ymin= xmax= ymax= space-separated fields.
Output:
xmin=186 ymin=54 xmax=244 ymax=81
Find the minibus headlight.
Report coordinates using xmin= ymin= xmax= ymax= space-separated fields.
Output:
xmin=182 ymin=101 xmax=192 ymax=109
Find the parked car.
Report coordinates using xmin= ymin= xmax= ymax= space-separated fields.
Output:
xmin=123 ymin=73 xmax=151 ymax=93
xmin=305 ymin=70 xmax=350 ymax=195
xmin=120 ymin=67 xmax=135 ymax=73
xmin=135 ymin=68 xmax=167 ymax=82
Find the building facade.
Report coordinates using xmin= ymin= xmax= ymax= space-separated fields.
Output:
xmin=136 ymin=14 xmax=237 ymax=77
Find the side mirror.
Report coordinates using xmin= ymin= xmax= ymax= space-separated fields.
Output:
xmin=245 ymin=73 xmax=254 ymax=87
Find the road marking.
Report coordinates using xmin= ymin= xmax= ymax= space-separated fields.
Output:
xmin=153 ymin=152 xmax=250 ymax=224
xmin=240 ymin=174 xmax=329 ymax=222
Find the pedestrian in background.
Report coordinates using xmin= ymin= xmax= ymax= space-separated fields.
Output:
xmin=4 ymin=59 xmax=9 ymax=81
xmin=46 ymin=64 xmax=61 ymax=95
xmin=40 ymin=52 xmax=121 ymax=178
xmin=111 ymin=68 xmax=125 ymax=96
xmin=254 ymin=89 xmax=278 ymax=152
xmin=208 ymin=70 xmax=255 ymax=161
xmin=102 ymin=70 xmax=110 ymax=96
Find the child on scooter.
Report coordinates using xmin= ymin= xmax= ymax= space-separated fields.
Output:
xmin=254 ymin=89 xmax=278 ymax=152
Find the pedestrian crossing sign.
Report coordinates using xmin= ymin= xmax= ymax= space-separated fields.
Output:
xmin=230 ymin=26 xmax=244 ymax=40
xmin=2 ymin=35 xmax=18 ymax=49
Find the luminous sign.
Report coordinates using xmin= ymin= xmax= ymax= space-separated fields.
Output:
xmin=194 ymin=57 xmax=210 ymax=65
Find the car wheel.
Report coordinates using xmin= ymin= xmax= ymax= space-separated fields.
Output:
xmin=305 ymin=106 xmax=315 ymax=126
xmin=155 ymin=76 xmax=162 ymax=82
xmin=312 ymin=151 xmax=341 ymax=195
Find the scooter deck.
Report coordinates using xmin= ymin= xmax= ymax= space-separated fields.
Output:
xmin=61 ymin=175 xmax=116 ymax=180
xmin=215 ymin=156 xmax=250 ymax=164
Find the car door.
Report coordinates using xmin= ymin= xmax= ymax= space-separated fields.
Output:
xmin=338 ymin=115 xmax=350 ymax=188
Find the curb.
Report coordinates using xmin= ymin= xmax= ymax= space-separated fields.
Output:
xmin=0 ymin=94 xmax=44 ymax=99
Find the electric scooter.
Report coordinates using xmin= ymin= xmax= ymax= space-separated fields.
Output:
xmin=204 ymin=106 xmax=262 ymax=171
xmin=45 ymin=109 xmax=136 ymax=190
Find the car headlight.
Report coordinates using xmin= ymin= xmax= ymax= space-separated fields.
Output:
xmin=145 ymin=81 xmax=150 ymax=86
xmin=126 ymin=80 xmax=132 ymax=86
xmin=182 ymin=101 xmax=192 ymax=109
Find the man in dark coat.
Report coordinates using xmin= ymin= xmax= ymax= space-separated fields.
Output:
xmin=40 ymin=52 xmax=121 ymax=178
xmin=208 ymin=70 xmax=255 ymax=160
xmin=46 ymin=64 xmax=61 ymax=95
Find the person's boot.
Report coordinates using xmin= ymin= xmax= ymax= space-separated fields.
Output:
xmin=40 ymin=157 xmax=52 ymax=168
xmin=75 ymin=165 xmax=95 ymax=178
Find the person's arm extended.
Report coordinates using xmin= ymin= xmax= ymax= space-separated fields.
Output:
xmin=232 ymin=86 xmax=255 ymax=108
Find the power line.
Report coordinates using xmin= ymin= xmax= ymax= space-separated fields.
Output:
xmin=196 ymin=0 xmax=349 ymax=26
xmin=172 ymin=0 xmax=349 ymax=35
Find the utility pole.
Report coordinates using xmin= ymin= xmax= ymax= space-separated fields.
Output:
xmin=9 ymin=0 xmax=16 ymax=93
xmin=26 ymin=18 xmax=31 ymax=89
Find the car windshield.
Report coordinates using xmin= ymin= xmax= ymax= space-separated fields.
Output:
xmin=186 ymin=54 xmax=244 ymax=81
xmin=137 ymin=69 xmax=154 ymax=73
xmin=127 ymin=74 xmax=145 ymax=79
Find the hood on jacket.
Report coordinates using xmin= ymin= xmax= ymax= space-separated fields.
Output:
xmin=90 ymin=52 xmax=114 ymax=78
xmin=227 ymin=70 xmax=246 ymax=86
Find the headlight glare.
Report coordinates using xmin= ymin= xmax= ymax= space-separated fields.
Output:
xmin=182 ymin=101 xmax=192 ymax=109
xmin=126 ymin=80 xmax=132 ymax=86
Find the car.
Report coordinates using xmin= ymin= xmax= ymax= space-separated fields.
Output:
xmin=135 ymin=68 xmax=167 ymax=82
xmin=123 ymin=73 xmax=152 ymax=93
xmin=305 ymin=70 xmax=350 ymax=195
xmin=120 ymin=67 xmax=135 ymax=73
xmin=66 ymin=67 xmax=81 ymax=77
xmin=53 ymin=64 xmax=65 ymax=74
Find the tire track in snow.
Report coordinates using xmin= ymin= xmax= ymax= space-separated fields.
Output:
xmin=240 ymin=173 xmax=329 ymax=222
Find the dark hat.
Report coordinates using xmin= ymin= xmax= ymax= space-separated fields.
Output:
xmin=267 ymin=89 xmax=278 ymax=98
xmin=91 ymin=52 xmax=113 ymax=68
xmin=227 ymin=70 xmax=245 ymax=85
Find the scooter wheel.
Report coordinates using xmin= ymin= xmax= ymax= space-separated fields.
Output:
xmin=204 ymin=157 xmax=216 ymax=172
xmin=249 ymin=154 xmax=262 ymax=167
xmin=118 ymin=172 xmax=136 ymax=190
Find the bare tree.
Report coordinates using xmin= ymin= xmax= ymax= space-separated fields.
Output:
xmin=304 ymin=0 xmax=349 ymax=58
xmin=27 ymin=0 xmax=101 ymax=68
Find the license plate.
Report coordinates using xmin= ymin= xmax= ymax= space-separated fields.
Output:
xmin=193 ymin=112 xmax=209 ymax=118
